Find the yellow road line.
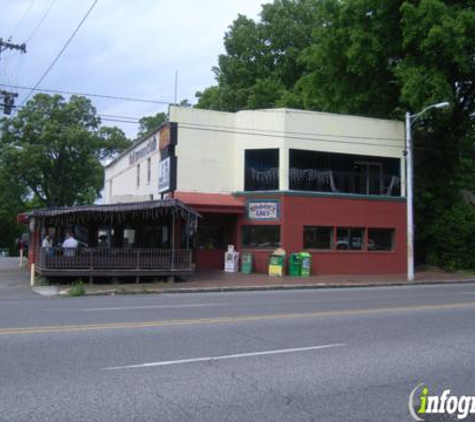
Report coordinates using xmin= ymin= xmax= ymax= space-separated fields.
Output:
xmin=1 ymin=301 xmax=474 ymax=336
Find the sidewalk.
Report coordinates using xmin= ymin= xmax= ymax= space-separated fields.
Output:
xmin=76 ymin=267 xmax=475 ymax=296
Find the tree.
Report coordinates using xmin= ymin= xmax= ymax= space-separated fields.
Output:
xmin=0 ymin=168 xmax=27 ymax=252
xmin=0 ymin=94 xmax=131 ymax=207
xmin=197 ymin=0 xmax=475 ymax=269
xmin=136 ymin=112 xmax=167 ymax=139
xmin=196 ymin=0 xmax=320 ymax=111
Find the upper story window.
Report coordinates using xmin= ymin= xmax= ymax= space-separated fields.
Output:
xmin=245 ymin=149 xmax=279 ymax=191
xmin=289 ymin=149 xmax=400 ymax=197
xmin=136 ymin=164 xmax=140 ymax=188
xmin=147 ymin=158 xmax=151 ymax=184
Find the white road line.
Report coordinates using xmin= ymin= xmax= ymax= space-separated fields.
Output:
xmin=84 ymin=303 xmax=227 ymax=312
xmin=103 ymin=343 xmax=346 ymax=370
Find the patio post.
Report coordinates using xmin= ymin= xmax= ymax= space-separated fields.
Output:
xmin=171 ymin=212 xmax=175 ymax=270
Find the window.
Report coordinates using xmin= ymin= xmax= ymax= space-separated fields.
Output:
xmin=336 ymin=227 xmax=364 ymax=250
xmin=197 ymin=226 xmax=225 ymax=250
xmin=123 ymin=228 xmax=135 ymax=247
xmin=304 ymin=227 xmax=333 ymax=249
xmin=368 ymin=229 xmax=394 ymax=251
xmin=147 ymin=157 xmax=151 ymax=184
xmin=289 ymin=149 xmax=400 ymax=196
xmin=242 ymin=226 xmax=280 ymax=249
xmin=109 ymin=179 xmax=113 ymax=198
xmin=97 ymin=227 xmax=113 ymax=248
xmin=354 ymin=162 xmax=383 ymax=195
xmin=136 ymin=164 xmax=140 ymax=188
xmin=245 ymin=149 xmax=279 ymax=191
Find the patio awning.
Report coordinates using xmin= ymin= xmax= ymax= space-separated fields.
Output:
xmin=174 ymin=191 xmax=245 ymax=214
xmin=23 ymin=199 xmax=201 ymax=227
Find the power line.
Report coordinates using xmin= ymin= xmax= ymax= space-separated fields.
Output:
xmin=25 ymin=0 xmax=58 ymax=43
xmin=1 ymin=83 xmax=171 ymax=105
xmin=179 ymin=120 xmax=404 ymax=143
xmin=8 ymin=0 xmax=35 ymax=39
xmin=99 ymin=117 xmax=140 ymax=125
xmin=19 ymin=0 xmax=98 ymax=108
xmin=179 ymin=123 xmax=403 ymax=150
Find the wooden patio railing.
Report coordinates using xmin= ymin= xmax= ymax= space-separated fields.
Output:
xmin=38 ymin=247 xmax=192 ymax=271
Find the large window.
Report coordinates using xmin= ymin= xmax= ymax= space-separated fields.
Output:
xmin=368 ymin=229 xmax=394 ymax=251
xmin=242 ymin=226 xmax=280 ymax=249
xmin=289 ymin=149 xmax=400 ymax=196
xmin=197 ymin=226 xmax=225 ymax=250
xmin=245 ymin=149 xmax=279 ymax=191
xmin=336 ymin=227 xmax=364 ymax=250
xmin=304 ymin=227 xmax=333 ymax=250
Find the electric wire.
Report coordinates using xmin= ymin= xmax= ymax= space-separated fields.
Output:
xmin=19 ymin=0 xmax=98 ymax=108
xmin=0 ymin=83 xmax=171 ymax=105
xmin=8 ymin=0 xmax=35 ymax=39
xmin=25 ymin=0 xmax=58 ymax=43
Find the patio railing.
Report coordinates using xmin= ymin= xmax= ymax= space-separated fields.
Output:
xmin=38 ymin=247 xmax=192 ymax=271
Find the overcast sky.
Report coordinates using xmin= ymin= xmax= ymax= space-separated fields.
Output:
xmin=0 ymin=0 xmax=264 ymax=137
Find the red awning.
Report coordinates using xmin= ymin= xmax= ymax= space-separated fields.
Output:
xmin=174 ymin=192 xmax=245 ymax=214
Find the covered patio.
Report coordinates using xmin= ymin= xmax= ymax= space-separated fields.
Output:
xmin=26 ymin=199 xmax=200 ymax=283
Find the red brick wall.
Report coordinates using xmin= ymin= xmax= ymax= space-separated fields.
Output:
xmin=235 ymin=193 xmax=406 ymax=275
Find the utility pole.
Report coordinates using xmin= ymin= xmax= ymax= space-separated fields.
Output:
xmin=0 ymin=38 xmax=26 ymax=115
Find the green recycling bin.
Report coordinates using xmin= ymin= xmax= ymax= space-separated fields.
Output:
xmin=288 ymin=253 xmax=301 ymax=277
xmin=241 ymin=252 xmax=253 ymax=274
xmin=299 ymin=252 xmax=311 ymax=277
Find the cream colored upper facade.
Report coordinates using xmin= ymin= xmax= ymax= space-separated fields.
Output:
xmin=104 ymin=107 xmax=405 ymax=203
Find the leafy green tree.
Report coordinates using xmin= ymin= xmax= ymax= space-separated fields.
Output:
xmin=196 ymin=0 xmax=320 ymax=111
xmin=136 ymin=112 xmax=167 ymax=139
xmin=0 ymin=94 xmax=131 ymax=207
xmin=0 ymin=169 xmax=27 ymax=253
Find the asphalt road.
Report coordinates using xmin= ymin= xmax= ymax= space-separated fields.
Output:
xmin=1 ymin=283 xmax=475 ymax=421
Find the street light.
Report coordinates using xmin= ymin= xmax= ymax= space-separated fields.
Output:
xmin=405 ymin=101 xmax=449 ymax=281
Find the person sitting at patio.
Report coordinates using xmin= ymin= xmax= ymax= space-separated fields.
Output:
xmin=42 ymin=234 xmax=53 ymax=255
xmin=63 ymin=231 xmax=78 ymax=256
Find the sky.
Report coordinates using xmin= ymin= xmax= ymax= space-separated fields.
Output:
xmin=0 ymin=0 xmax=265 ymax=138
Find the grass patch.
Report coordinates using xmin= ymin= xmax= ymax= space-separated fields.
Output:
xmin=35 ymin=276 xmax=50 ymax=286
xmin=67 ymin=281 xmax=86 ymax=297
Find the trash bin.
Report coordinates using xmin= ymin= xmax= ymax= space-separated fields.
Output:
xmin=241 ymin=252 xmax=253 ymax=274
xmin=288 ymin=253 xmax=301 ymax=277
xmin=299 ymin=252 xmax=311 ymax=277
xmin=268 ymin=249 xmax=286 ymax=277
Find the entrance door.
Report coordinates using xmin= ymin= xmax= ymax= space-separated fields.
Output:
xmin=195 ymin=214 xmax=237 ymax=270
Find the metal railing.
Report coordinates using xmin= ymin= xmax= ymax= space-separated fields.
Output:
xmin=38 ymin=247 xmax=192 ymax=271
xmin=289 ymin=169 xmax=401 ymax=196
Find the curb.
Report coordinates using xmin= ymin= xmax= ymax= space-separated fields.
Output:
xmin=71 ymin=278 xmax=475 ymax=297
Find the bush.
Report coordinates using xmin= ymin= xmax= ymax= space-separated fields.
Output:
xmin=68 ymin=281 xmax=86 ymax=297
xmin=425 ymin=200 xmax=475 ymax=271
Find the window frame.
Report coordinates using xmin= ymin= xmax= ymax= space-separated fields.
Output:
xmin=241 ymin=225 xmax=280 ymax=249
xmin=367 ymin=228 xmax=395 ymax=252
xmin=303 ymin=226 xmax=334 ymax=250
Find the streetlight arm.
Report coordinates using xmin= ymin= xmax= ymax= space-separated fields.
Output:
xmin=409 ymin=101 xmax=450 ymax=125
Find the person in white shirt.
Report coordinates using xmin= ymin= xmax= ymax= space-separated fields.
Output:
xmin=42 ymin=234 xmax=52 ymax=249
xmin=63 ymin=231 xmax=79 ymax=256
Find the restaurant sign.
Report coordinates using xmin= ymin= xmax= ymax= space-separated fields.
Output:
xmin=129 ymin=136 xmax=157 ymax=165
xmin=247 ymin=200 xmax=280 ymax=220
xmin=158 ymin=156 xmax=177 ymax=194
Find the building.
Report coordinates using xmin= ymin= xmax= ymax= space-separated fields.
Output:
xmin=104 ymin=107 xmax=407 ymax=275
